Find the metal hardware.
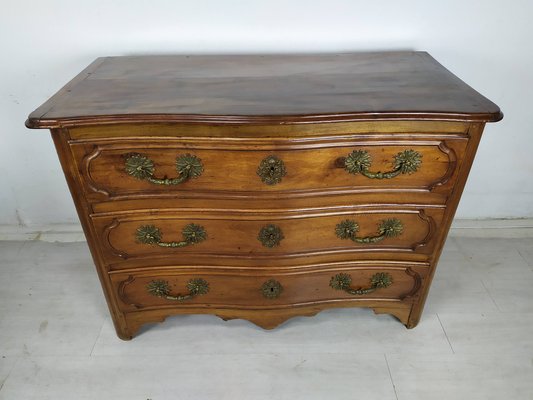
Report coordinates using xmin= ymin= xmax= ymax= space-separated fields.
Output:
xmin=125 ymin=153 xmax=203 ymax=185
xmin=335 ymin=218 xmax=403 ymax=244
xmin=330 ymin=272 xmax=393 ymax=295
xmin=146 ymin=278 xmax=209 ymax=301
xmin=343 ymin=149 xmax=422 ymax=179
xmin=258 ymin=224 xmax=284 ymax=248
xmin=257 ymin=155 xmax=287 ymax=185
xmin=261 ymin=279 xmax=283 ymax=299
xmin=135 ymin=223 xmax=207 ymax=248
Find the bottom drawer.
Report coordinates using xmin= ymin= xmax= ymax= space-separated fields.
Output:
xmin=112 ymin=264 xmax=427 ymax=312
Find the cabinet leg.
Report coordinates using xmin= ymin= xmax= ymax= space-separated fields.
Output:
xmin=110 ymin=315 xmax=134 ymax=341
xmin=115 ymin=327 xmax=134 ymax=341
xmin=405 ymin=302 xmax=424 ymax=329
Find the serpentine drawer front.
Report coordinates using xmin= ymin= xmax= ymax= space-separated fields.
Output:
xmin=112 ymin=265 xmax=427 ymax=314
xmin=26 ymin=52 xmax=502 ymax=339
xmin=70 ymin=138 xmax=467 ymax=201
xmin=93 ymin=207 xmax=444 ymax=269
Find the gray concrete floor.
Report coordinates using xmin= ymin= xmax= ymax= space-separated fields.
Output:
xmin=1 ymin=237 xmax=532 ymax=399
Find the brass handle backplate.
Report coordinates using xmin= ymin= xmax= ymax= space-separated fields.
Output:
xmin=330 ymin=272 xmax=393 ymax=295
xmin=341 ymin=149 xmax=422 ymax=179
xmin=136 ymin=223 xmax=207 ymax=248
xmin=258 ymin=224 xmax=284 ymax=248
xmin=146 ymin=278 xmax=209 ymax=301
xmin=335 ymin=218 xmax=403 ymax=244
xmin=125 ymin=153 xmax=203 ymax=185
xmin=257 ymin=155 xmax=287 ymax=185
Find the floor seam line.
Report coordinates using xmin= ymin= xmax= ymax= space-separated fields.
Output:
xmin=0 ymin=356 xmax=21 ymax=394
xmin=480 ymin=279 xmax=502 ymax=312
xmin=16 ymin=241 xmax=29 ymax=257
xmin=436 ymin=313 xmax=455 ymax=354
xmin=517 ymin=249 xmax=532 ymax=268
xmin=384 ymin=354 xmax=399 ymax=400
xmin=89 ymin=318 xmax=106 ymax=356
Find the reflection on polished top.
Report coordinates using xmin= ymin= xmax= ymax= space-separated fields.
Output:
xmin=26 ymin=52 xmax=502 ymax=129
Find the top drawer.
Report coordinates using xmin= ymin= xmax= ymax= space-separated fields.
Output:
xmin=71 ymin=136 xmax=467 ymax=202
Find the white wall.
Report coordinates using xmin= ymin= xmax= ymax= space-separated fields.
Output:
xmin=1 ymin=0 xmax=531 ymax=228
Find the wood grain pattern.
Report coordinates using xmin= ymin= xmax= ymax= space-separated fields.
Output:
xmin=26 ymin=53 xmax=502 ymax=339
xmin=26 ymin=52 xmax=502 ymax=128
xmin=122 ymin=301 xmax=414 ymax=336
xmin=406 ymin=123 xmax=487 ymax=328
xmin=72 ymin=137 xmax=465 ymax=201
xmin=112 ymin=265 xmax=426 ymax=313
xmin=68 ymin=120 xmax=471 ymax=139
xmin=93 ymin=207 xmax=443 ymax=267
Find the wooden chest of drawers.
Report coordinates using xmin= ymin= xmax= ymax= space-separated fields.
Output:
xmin=26 ymin=52 xmax=502 ymax=339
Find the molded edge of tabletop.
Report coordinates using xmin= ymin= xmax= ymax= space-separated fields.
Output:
xmin=25 ymin=53 xmax=503 ymax=130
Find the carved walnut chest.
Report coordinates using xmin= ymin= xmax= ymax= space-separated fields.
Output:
xmin=26 ymin=52 xmax=502 ymax=339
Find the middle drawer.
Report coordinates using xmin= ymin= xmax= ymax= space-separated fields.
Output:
xmin=92 ymin=207 xmax=444 ymax=269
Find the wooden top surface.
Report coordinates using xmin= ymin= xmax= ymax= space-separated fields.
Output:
xmin=26 ymin=52 xmax=502 ymax=128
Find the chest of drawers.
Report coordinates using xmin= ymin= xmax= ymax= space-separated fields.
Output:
xmin=26 ymin=52 xmax=502 ymax=339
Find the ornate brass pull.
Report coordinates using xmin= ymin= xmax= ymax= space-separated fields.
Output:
xmin=135 ymin=223 xmax=207 ymax=248
xmin=335 ymin=218 xmax=403 ymax=244
xmin=125 ymin=153 xmax=203 ymax=185
xmin=261 ymin=279 xmax=283 ymax=299
xmin=257 ymin=155 xmax=287 ymax=185
xmin=330 ymin=272 xmax=393 ymax=295
xmin=258 ymin=224 xmax=284 ymax=248
xmin=146 ymin=278 xmax=209 ymax=301
xmin=341 ymin=149 xmax=421 ymax=179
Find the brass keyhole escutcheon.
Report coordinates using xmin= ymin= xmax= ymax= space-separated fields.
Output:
xmin=257 ymin=155 xmax=287 ymax=185
xmin=261 ymin=279 xmax=283 ymax=299
xmin=258 ymin=224 xmax=284 ymax=248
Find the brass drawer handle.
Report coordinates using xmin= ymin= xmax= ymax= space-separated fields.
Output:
xmin=335 ymin=218 xmax=403 ymax=244
xmin=340 ymin=149 xmax=422 ymax=179
xmin=146 ymin=278 xmax=209 ymax=301
xmin=330 ymin=272 xmax=393 ymax=295
xmin=261 ymin=279 xmax=283 ymax=299
xmin=257 ymin=155 xmax=287 ymax=185
xmin=125 ymin=153 xmax=203 ymax=185
xmin=258 ymin=224 xmax=284 ymax=248
xmin=136 ymin=223 xmax=207 ymax=248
